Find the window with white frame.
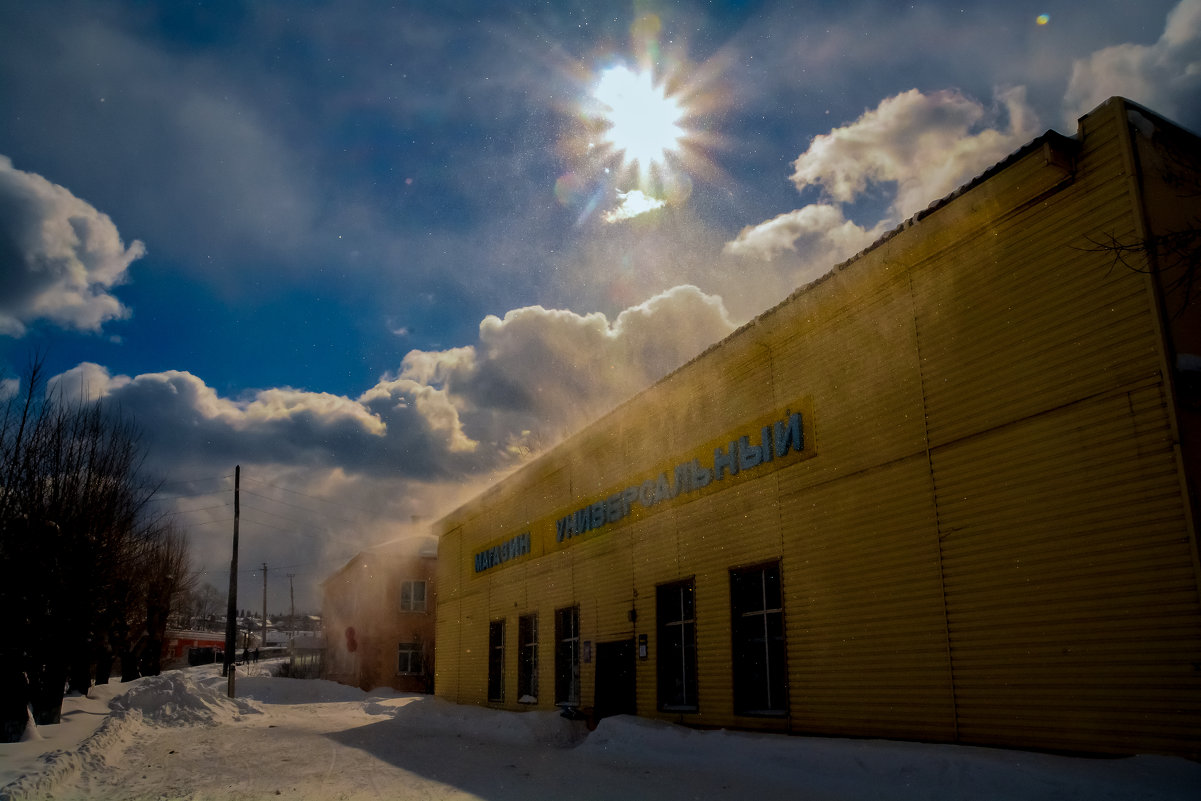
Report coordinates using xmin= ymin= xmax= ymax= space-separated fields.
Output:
xmin=397 ymin=642 xmax=422 ymax=675
xmin=554 ymin=605 xmax=580 ymax=706
xmin=657 ymin=579 xmax=698 ymax=712
xmin=400 ymin=580 xmax=427 ymax=612
xmin=730 ymin=561 xmax=788 ymax=716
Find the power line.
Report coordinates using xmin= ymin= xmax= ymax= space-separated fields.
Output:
xmin=240 ymin=475 xmax=351 ymax=509
xmin=239 ymin=489 xmax=360 ymax=527
xmin=234 ymin=513 xmax=301 ymax=535
xmin=182 ymin=516 xmax=236 ymax=529
xmin=153 ymin=474 xmax=233 ymax=488
xmin=239 ymin=503 xmax=347 ymax=534
xmin=148 ymin=488 xmax=231 ymax=502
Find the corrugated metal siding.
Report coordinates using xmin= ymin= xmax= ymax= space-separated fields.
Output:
xmin=455 ymin=591 xmax=488 ymax=704
xmin=782 ymin=456 xmax=955 ymax=740
xmin=914 ymin=122 xmax=1159 ymax=449
xmin=433 ymin=595 xmax=460 ymax=701
xmin=918 ymin=103 xmax=1201 ymax=755
xmin=573 ymin=529 xmax=634 ymax=644
xmin=767 ymin=264 xmax=929 ymax=485
xmin=936 ymin=385 xmax=1201 ymax=754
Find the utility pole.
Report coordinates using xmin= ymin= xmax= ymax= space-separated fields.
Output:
xmin=288 ymin=573 xmax=296 ymax=641
xmin=223 ymin=466 xmax=240 ymax=697
xmin=261 ymin=562 xmax=268 ymax=656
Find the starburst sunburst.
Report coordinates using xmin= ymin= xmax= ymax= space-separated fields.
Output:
xmin=593 ymin=65 xmax=688 ymax=173
xmin=555 ymin=19 xmax=730 ymax=222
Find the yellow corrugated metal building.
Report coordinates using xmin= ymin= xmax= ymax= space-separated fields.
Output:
xmin=433 ymin=98 xmax=1201 ymax=758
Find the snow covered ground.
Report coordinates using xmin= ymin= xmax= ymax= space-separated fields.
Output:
xmin=2 ymin=663 xmax=1198 ymax=801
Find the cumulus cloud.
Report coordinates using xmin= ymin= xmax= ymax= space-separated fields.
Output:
xmin=47 ymin=364 xmax=389 ymax=480
xmin=53 ymin=364 xmax=388 ymax=438
xmin=0 ymin=156 xmax=144 ymax=337
xmin=371 ymin=285 xmax=737 ymax=457
xmin=1063 ymin=0 xmax=1201 ymax=128
xmin=359 ymin=376 xmax=479 ymax=456
xmin=723 ymin=203 xmax=886 ymax=275
xmin=790 ymin=87 xmax=1040 ymax=222
xmin=46 ymin=361 xmax=132 ymax=401
xmin=721 ymin=87 xmax=1038 ymax=304
xmin=45 ymin=285 xmax=735 ymax=486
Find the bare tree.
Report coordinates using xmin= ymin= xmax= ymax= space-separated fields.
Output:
xmin=0 ymin=358 xmax=190 ymax=741
xmin=173 ymin=581 xmax=224 ymax=631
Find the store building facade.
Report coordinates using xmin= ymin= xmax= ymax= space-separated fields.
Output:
xmin=433 ymin=98 xmax=1201 ymax=757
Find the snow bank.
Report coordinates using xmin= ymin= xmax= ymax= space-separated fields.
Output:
xmin=109 ymin=671 xmax=260 ymax=726
xmin=0 ymin=705 xmax=140 ymax=801
xmin=1 ymin=666 xmax=273 ymax=800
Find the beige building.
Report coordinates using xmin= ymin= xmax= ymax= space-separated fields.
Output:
xmin=433 ymin=98 xmax=1201 ymax=758
xmin=322 ymin=538 xmax=437 ymax=692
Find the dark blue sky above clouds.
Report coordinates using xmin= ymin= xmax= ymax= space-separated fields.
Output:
xmin=2 ymin=0 xmax=1197 ymax=608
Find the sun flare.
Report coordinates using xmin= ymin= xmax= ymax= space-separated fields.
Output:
xmin=557 ymin=27 xmax=729 ymax=222
xmin=593 ymin=65 xmax=688 ymax=172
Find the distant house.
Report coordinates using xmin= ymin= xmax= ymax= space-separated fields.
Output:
xmin=322 ymin=537 xmax=437 ymax=693
xmin=163 ymin=630 xmax=227 ymax=667
xmin=289 ymin=634 xmax=325 ymax=679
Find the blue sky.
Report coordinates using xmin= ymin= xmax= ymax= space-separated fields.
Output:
xmin=2 ymin=0 xmax=1197 ymax=610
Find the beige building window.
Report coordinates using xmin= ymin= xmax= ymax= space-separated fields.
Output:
xmin=397 ymin=642 xmax=422 ymax=675
xmin=400 ymin=580 xmax=427 ymax=612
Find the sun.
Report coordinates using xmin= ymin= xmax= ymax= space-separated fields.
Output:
xmin=592 ymin=65 xmax=688 ymax=173
xmin=555 ymin=27 xmax=729 ymax=221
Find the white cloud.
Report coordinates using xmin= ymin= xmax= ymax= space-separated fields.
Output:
xmin=46 ymin=361 xmax=131 ymax=402
xmin=359 ymin=376 xmax=478 ymax=454
xmin=43 ymin=286 xmax=734 ymax=487
xmin=723 ymin=203 xmax=886 ymax=269
xmin=1063 ymin=0 xmax=1201 ymax=128
xmin=789 ymin=87 xmax=1040 ymax=222
xmin=720 ymin=88 xmax=1037 ymax=304
xmin=389 ymin=285 xmax=736 ymax=445
xmin=239 ymin=387 xmax=386 ymax=435
xmin=0 ymin=156 xmax=144 ymax=337
xmin=47 ymin=364 xmax=387 ymax=473
xmin=603 ymin=189 xmax=667 ymax=223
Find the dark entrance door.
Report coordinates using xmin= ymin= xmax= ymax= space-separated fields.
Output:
xmin=593 ymin=638 xmax=637 ymax=720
